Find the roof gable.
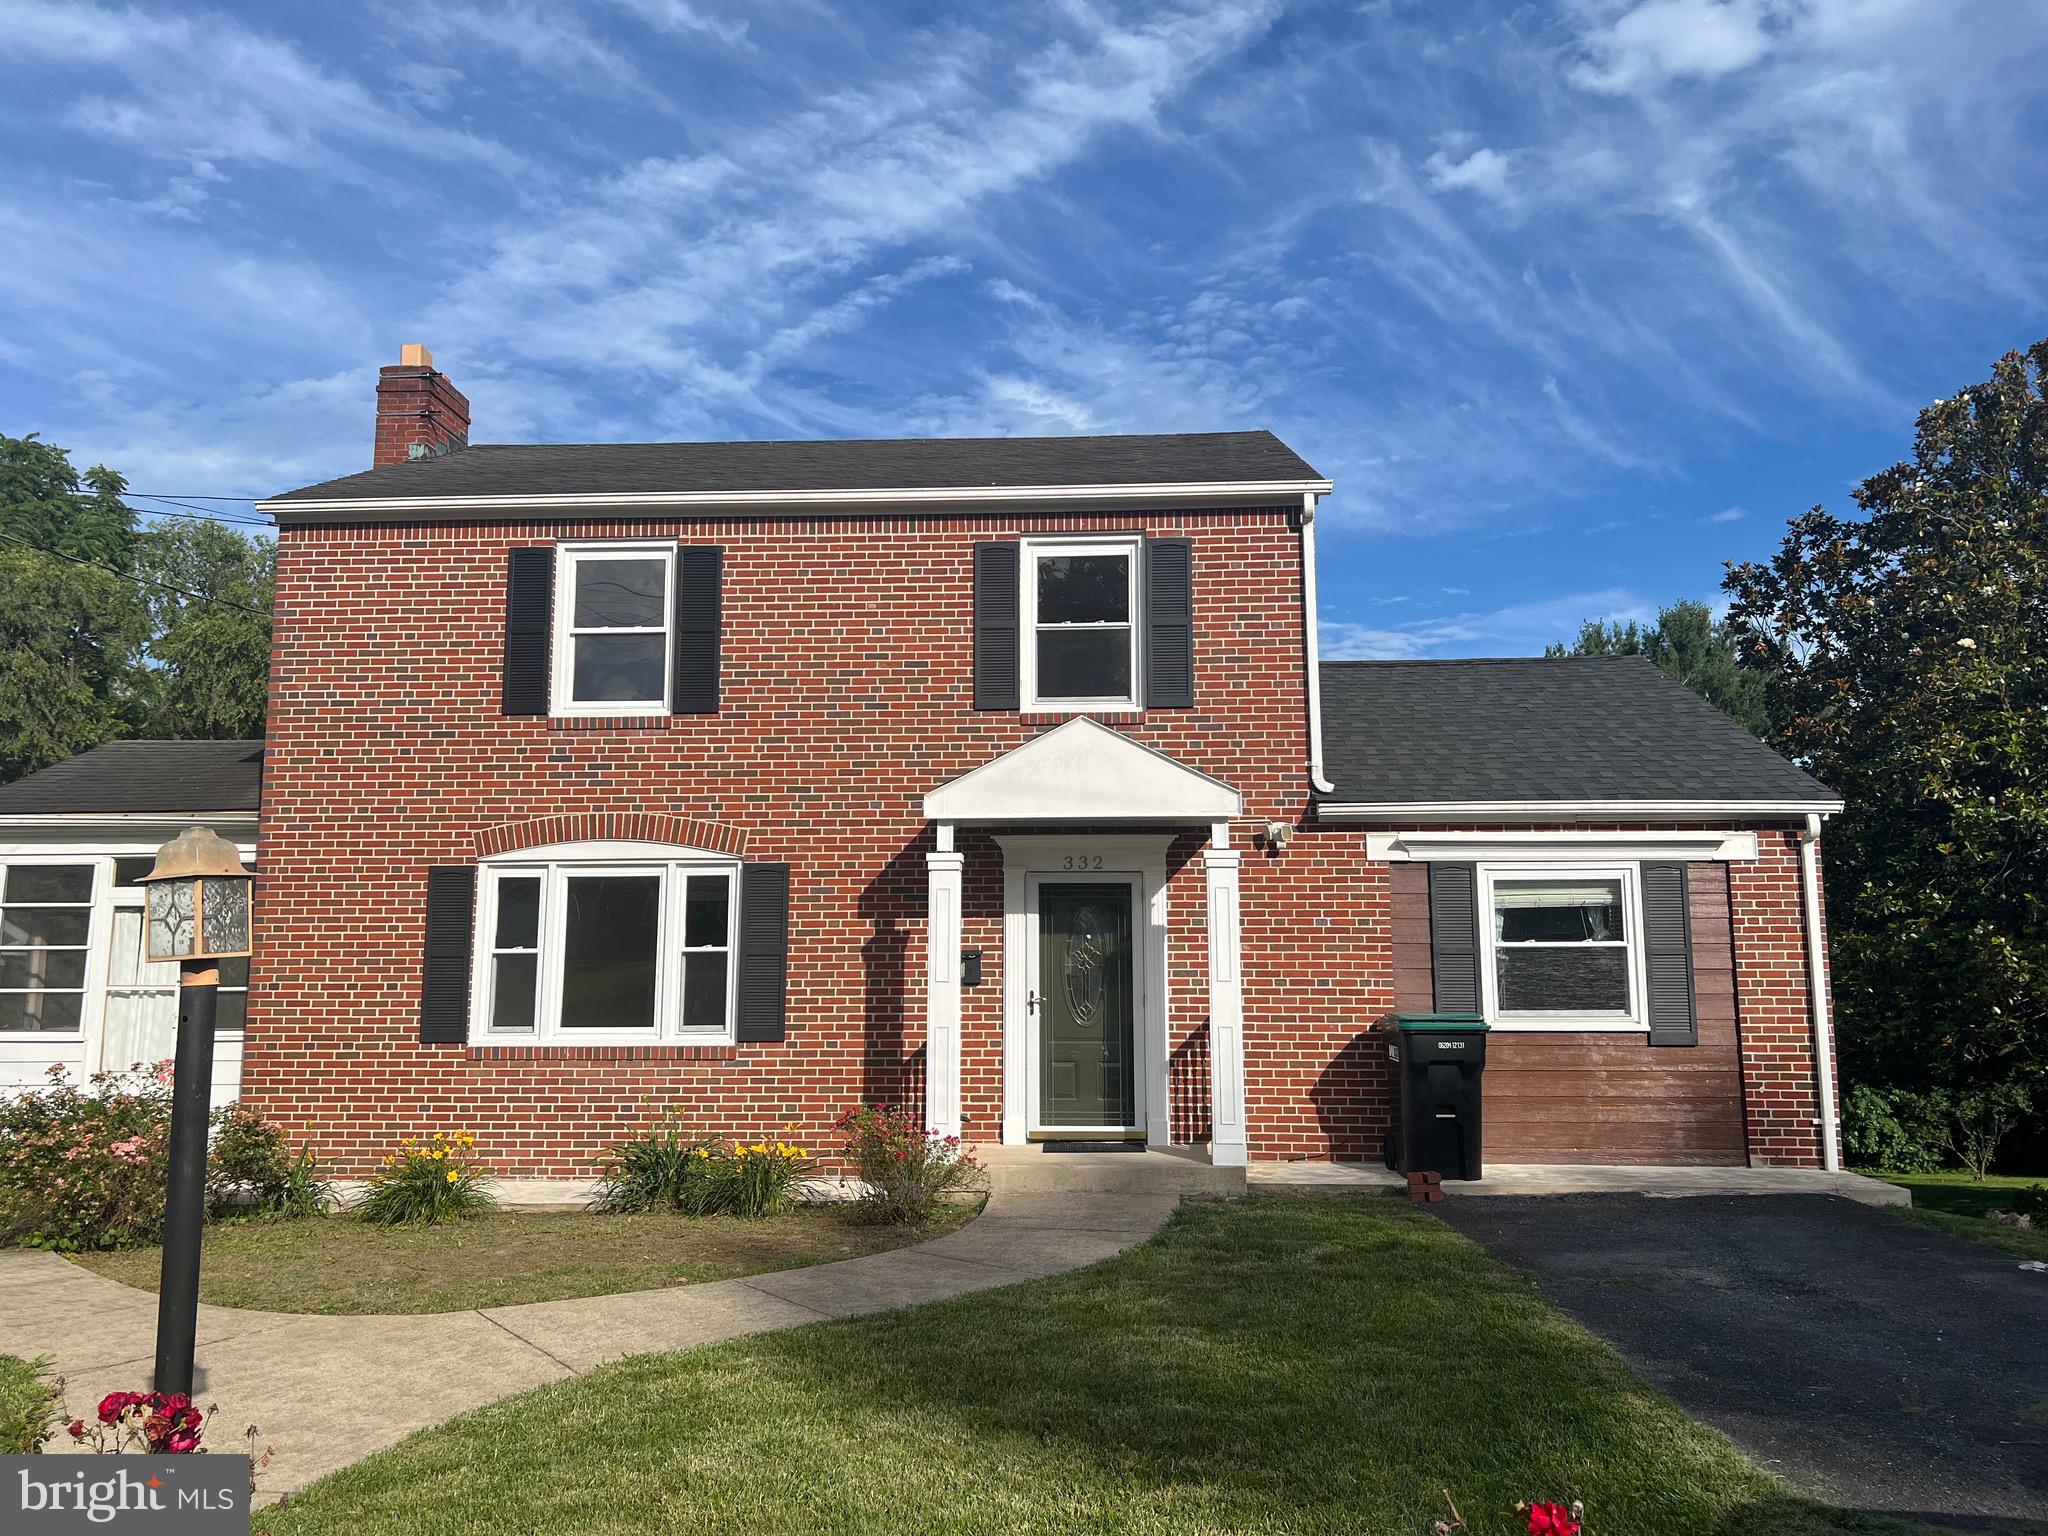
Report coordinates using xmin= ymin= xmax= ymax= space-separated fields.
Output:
xmin=923 ymin=718 xmax=1242 ymax=823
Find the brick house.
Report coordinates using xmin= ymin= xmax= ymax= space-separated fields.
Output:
xmin=235 ymin=346 xmax=1844 ymax=1178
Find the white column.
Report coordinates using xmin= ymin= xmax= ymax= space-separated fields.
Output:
xmin=1204 ymin=842 xmax=1248 ymax=1167
xmin=924 ymin=847 xmax=965 ymax=1140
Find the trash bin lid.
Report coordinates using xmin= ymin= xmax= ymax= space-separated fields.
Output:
xmin=1392 ymin=1012 xmax=1489 ymax=1032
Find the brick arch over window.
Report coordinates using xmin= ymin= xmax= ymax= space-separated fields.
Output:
xmin=475 ymin=813 xmax=749 ymax=859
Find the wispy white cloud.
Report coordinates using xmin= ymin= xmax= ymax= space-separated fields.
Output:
xmin=1323 ymin=587 xmax=1656 ymax=659
xmin=1706 ymin=505 xmax=1746 ymax=523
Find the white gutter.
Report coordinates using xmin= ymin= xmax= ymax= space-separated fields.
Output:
xmin=1315 ymin=798 xmax=1844 ymax=825
xmin=257 ymin=478 xmax=1334 ymax=521
xmin=1298 ymin=492 xmax=1336 ymax=794
xmin=1798 ymin=811 xmax=1841 ymax=1172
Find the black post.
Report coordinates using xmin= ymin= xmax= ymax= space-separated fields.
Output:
xmin=153 ymin=970 xmax=217 ymax=1396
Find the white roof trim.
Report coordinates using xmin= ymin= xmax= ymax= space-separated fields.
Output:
xmin=257 ymin=478 xmax=1333 ymax=522
xmin=923 ymin=717 xmax=1242 ymax=824
xmin=1368 ymin=828 xmax=1760 ymax=863
xmin=1318 ymin=798 xmax=1840 ymax=825
xmin=0 ymin=812 xmax=258 ymax=828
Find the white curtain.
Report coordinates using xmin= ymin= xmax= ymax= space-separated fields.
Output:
xmin=101 ymin=909 xmax=179 ymax=1073
xmin=1492 ymin=880 xmax=1621 ymax=909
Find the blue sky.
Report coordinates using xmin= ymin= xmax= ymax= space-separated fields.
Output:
xmin=2 ymin=0 xmax=2043 ymax=658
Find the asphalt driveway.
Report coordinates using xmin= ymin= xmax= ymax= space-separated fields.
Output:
xmin=1437 ymin=1193 xmax=2048 ymax=1530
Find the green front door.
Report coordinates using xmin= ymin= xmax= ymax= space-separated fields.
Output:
xmin=1038 ymin=882 xmax=1136 ymax=1129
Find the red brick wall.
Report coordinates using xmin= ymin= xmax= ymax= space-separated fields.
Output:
xmin=246 ymin=509 xmax=1316 ymax=1176
xmin=1731 ymin=827 xmax=1834 ymax=1167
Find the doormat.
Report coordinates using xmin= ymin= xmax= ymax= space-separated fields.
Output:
xmin=1041 ymin=1141 xmax=1146 ymax=1154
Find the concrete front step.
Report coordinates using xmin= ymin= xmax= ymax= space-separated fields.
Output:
xmin=976 ymin=1144 xmax=1245 ymax=1195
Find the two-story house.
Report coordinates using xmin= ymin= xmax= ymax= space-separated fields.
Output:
xmin=235 ymin=346 xmax=1844 ymax=1178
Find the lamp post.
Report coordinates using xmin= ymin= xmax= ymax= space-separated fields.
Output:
xmin=138 ymin=826 xmax=253 ymax=1396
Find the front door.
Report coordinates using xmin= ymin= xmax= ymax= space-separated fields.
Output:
xmin=1036 ymin=882 xmax=1136 ymax=1129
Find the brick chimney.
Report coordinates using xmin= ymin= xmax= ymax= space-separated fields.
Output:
xmin=373 ymin=343 xmax=471 ymax=468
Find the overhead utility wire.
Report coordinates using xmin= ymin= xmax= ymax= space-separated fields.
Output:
xmin=0 ymin=530 xmax=271 ymax=617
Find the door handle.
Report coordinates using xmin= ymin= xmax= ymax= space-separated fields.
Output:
xmin=1028 ymin=991 xmax=1042 ymax=1014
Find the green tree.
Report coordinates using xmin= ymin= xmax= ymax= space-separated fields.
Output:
xmin=1723 ymin=338 xmax=2047 ymax=1104
xmin=0 ymin=435 xmax=145 ymax=780
xmin=134 ymin=519 xmax=275 ymax=740
xmin=1546 ymin=599 xmax=1771 ymax=735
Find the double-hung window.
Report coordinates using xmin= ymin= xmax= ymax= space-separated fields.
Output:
xmin=1021 ymin=536 xmax=1142 ymax=710
xmin=0 ymin=863 xmax=94 ymax=1034
xmin=1480 ymin=865 xmax=1643 ymax=1029
xmin=552 ymin=544 xmax=674 ymax=714
xmin=477 ymin=852 xmax=736 ymax=1043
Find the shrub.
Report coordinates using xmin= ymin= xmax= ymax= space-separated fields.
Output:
xmin=712 ymin=1139 xmax=812 ymax=1217
xmin=1842 ymin=1084 xmax=1947 ymax=1175
xmin=68 ymin=1389 xmax=210 ymax=1455
xmin=207 ymin=1104 xmax=333 ymax=1220
xmin=0 ymin=1354 xmax=60 ymax=1454
xmin=593 ymin=1110 xmax=725 ymax=1214
xmin=355 ymin=1131 xmax=496 ymax=1226
xmin=1939 ymin=1085 xmax=2034 ymax=1182
xmin=0 ymin=1064 xmax=172 ymax=1251
xmin=2015 ymin=1183 xmax=2048 ymax=1223
xmin=834 ymin=1103 xmax=984 ymax=1224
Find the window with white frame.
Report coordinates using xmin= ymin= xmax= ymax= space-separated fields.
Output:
xmin=477 ymin=852 xmax=736 ymax=1042
xmin=0 ymin=863 xmax=94 ymax=1033
xmin=1481 ymin=866 xmax=1641 ymax=1027
xmin=1022 ymin=536 xmax=1141 ymax=709
xmin=104 ymin=860 xmax=249 ymax=1061
xmin=552 ymin=543 xmax=675 ymax=714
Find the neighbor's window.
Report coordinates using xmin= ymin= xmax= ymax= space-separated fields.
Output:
xmin=1022 ymin=537 xmax=1141 ymax=709
xmin=477 ymin=857 xmax=735 ymax=1042
xmin=0 ymin=863 xmax=95 ymax=1033
xmin=553 ymin=544 xmax=675 ymax=713
xmin=1483 ymin=868 xmax=1638 ymax=1026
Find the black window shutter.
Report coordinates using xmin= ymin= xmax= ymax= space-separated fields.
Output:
xmin=420 ymin=866 xmax=477 ymax=1044
xmin=672 ymin=546 xmax=723 ymax=714
xmin=736 ymin=862 xmax=791 ymax=1043
xmin=1144 ymin=537 xmax=1193 ymax=708
xmin=1643 ymin=862 xmax=1698 ymax=1047
xmin=1427 ymin=862 xmax=1481 ymax=1015
xmin=503 ymin=548 xmax=553 ymax=716
xmin=972 ymin=541 xmax=1020 ymax=711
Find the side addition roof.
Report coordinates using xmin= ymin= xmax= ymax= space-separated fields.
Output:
xmin=1317 ymin=657 xmax=1837 ymax=815
xmin=0 ymin=741 xmax=264 ymax=819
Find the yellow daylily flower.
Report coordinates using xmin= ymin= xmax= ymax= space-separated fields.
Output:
xmin=445 ymin=1170 xmax=459 ymax=1183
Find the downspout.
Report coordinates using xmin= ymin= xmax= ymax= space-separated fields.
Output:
xmin=1797 ymin=812 xmax=1841 ymax=1172
xmin=1299 ymin=491 xmax=1336 ymax=795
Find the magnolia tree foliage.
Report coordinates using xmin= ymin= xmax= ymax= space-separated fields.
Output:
xmin=0 ymin=433 xmax=273 ymax=781
xmin=1724 ymin=339 xmax=2047 ymax=1102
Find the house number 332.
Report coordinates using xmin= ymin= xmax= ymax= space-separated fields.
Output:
xmin=1061 ymin=854 xmax=1104 ymax=870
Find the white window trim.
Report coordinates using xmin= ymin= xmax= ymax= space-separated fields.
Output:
xmin=1478 ymin=862 xmax=1648 ymax=1034
xmin=1019 ymin=534 xmax=1143 ymax=714
xmin=472 ymin=842 xmax=739 ymax=1046
xmin=549 ymin=541 xmax=676 ymax=718
xmin=0 ymin=856 xmax=100 ymax=1042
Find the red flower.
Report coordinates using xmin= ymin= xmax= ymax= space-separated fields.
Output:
xmin=165 ymin=1428 xmax=203 ymax=1454
xmin=1527 ymin=1502 xmax=1580 ymax=1536
xmin=66 ymin=1419 xmax=86 ymax=1439
xmin=97 ymin=1391 xmax=141 ymax=1425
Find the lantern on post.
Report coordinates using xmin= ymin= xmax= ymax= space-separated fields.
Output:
xmin=137 ymin=826 xmax=253 ymax=1396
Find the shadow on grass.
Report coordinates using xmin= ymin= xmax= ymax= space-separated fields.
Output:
xmin=266 ymin=1195 xmax=1940 ymax=1536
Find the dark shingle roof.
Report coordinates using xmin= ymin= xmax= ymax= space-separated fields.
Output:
xmin=1318 ymin=657 xmax=1834 ymax=805
xmin=0 ymin=741 xmax=263 ymax=817
xmin=266 ymin=430 xmax=1323 ymax=504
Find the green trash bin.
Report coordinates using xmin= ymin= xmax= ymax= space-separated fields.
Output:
xmin=1384 ymin=1013 xmax=1490 ymax=1180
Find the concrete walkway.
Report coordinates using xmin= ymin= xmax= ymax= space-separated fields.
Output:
xmin=1248 ymin=1159 xmax=1909 ymax=1207
xmin=0 ymin=1176 xmax=1180 ymax=1500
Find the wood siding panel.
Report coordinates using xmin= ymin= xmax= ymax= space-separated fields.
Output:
xmin=1391 ymin=858 xmax=1749 ymax=1166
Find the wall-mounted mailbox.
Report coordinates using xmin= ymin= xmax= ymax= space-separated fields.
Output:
xmin=961 ymin=949 xmax=983 ymax=987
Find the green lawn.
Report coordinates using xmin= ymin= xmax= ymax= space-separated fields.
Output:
xmin=71 ymin=1205 xmax=972 ymax=1314
xmin=265 ymin=1195 xmax=1909 ymax=1536
xmin=1877 ymin=1172 xmax=2048 ymax=1265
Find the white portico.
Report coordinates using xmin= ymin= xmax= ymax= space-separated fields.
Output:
xmin=920 ymin=718 xmax=1250 ymax=1167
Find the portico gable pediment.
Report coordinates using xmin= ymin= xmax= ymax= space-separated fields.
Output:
xmin=921 ymin=717 xmax=1242 ymax=824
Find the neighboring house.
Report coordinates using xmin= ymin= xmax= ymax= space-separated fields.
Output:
xmin=240 ymin=345 xmax=1843 ymax=1178
xmin=0 ymin=740 xmax=260 ymax=1107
